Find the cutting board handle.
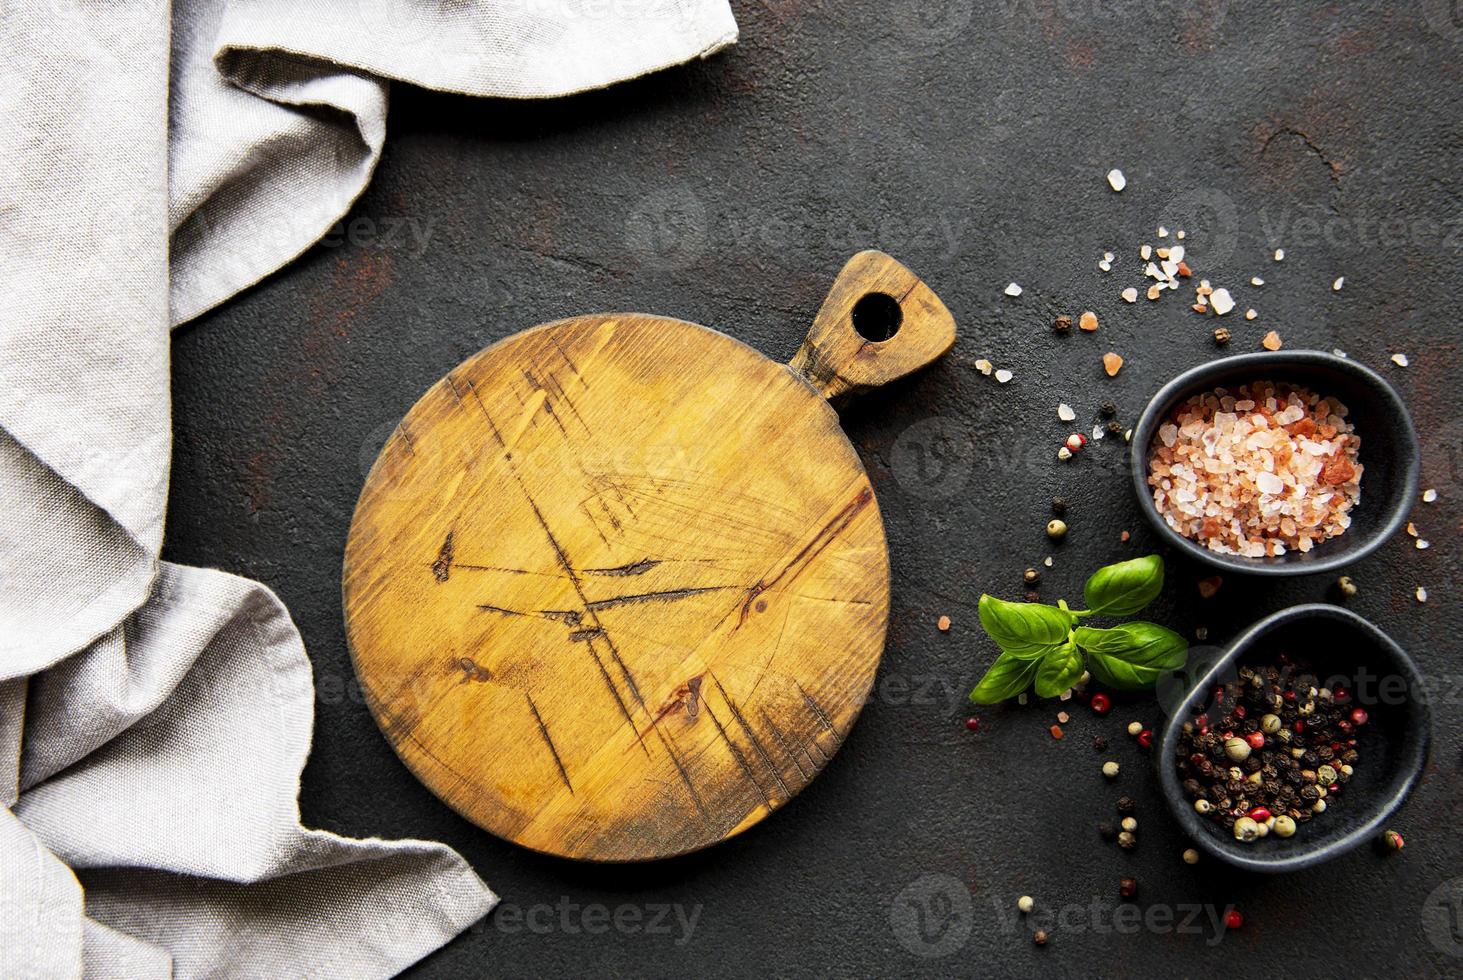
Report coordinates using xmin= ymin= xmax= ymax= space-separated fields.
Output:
xmin=789 ymin=250 xmax=957 ymax=401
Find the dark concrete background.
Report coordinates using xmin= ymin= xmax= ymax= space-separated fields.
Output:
xmin=165 ymin=2 xmax=1463 ymax=976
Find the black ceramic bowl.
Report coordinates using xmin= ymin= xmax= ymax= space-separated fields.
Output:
xmin=1156 ymin=604 xmax=1430 ymax=873
xmin=1129 ymin=350 xmax=1418 ymax=576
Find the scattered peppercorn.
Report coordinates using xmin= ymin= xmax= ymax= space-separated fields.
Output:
xmin=1137 ymin=729 xmax=1154 ymax=749
xmin=1090 ymin=693 xmax=1112 ymax=715
xmin=1023 ymin=567 xmax=1041 ymax=585
xmin=1102 ymin=761 xmax=1120 ymax=778
xmin=965 ymin=717 xmax=980 ymax=732
xmin=1092 ymin=734 xmax=1108 ymax=751
xmin=1053 ymin=314 xmax=1072 ymax=334
xmin=1118 ymin=877 xmax=1138 ymax=899
xmin=1024 ymin=590 xmax=1041 ymax=603
xmin=1120 ymin=816 xmax=1138 ymax=833
xmin=1127 ymin=721 xmax=1143 ymax=737
xmin=1338 ymin=575 xmax=1358 ymax=597
xmin=1047 ymin=519 xmax=1068 ymax=540
xmin=1382 ymin=829 xmax=1405 ymax=851
xmin=1106 ymin=420 xmax=1122 ymax=436
xmin=1032 ymin=929 xmax=1050 ymax=946
xmin=1051 ymin=497 xmax=1067 ymax=515
xmin=1099 ymin=821 xmax=1118 ymax=842
xmin=1099 ymin=401 xmax=1117 ymax=419
xmin=1213 ymin=326 xmax=1231 ymax=345
xmin=1224 ymin=909 xmax=1243 ymax=930
xmin=1017 ymin=895 xmax=1035 ymax=913
xmin=1197 ymin=576 xmax=1223 ymax=599
xmin=1182 ymin=848 xmax=1200 ymax=865
xmin=1116 ymin=796 xmax=1136 ymax=816
xmin=1117 ymin=831 xmax=1137 ymax=850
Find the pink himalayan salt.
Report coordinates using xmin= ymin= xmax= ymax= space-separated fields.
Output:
xmin=1147 ymin=381 xmax=1362 ymax=557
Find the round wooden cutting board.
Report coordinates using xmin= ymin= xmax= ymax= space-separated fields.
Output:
xmin=343 ymin=251 xmax=956 ymax=861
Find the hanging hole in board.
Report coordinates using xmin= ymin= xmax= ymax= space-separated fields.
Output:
xmin=850 ymin=292 xmax=902 ymax=342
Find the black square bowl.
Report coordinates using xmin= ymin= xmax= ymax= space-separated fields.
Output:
xmin=1156 ymin=604 xmax=1431 ymax=873
xmin=1129 ymin=350 xmax=1419 ymax=576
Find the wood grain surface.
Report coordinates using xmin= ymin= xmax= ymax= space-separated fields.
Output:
xmin=343 ymin=253 xmax=955 ymax=860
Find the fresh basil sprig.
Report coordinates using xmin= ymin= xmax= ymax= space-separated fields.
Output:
xmin=969 ymin=555 xmax=1186 ymax=704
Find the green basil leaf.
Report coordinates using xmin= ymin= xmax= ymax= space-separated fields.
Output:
xmin=969 ymin=651 xmax=1042 ymax=704
xmin=978 ymin=594 xmax=1075 ymax=656
xmin=1082 ymin=555 xmax=1165 ymax=617
xmin=1076 ymin=622 xmax=1188 ymax=690
xmin=1033 ymin=641 xmax=1085 ymax=698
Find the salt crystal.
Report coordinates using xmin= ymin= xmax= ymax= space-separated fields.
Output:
xmin=1416 ymin=587 xmax=1428 ymax=603
xmin=1333 ymin=348 xmax=1348 ymax=358
xmin=1161 ymin=259 xmax=1180 ymax=278
xmin=974 ymin=358 xmax=994 ymax=375
xmin=1093 ymin=424 xmax=1105 ymax=441
xmin=1122 ymin=287 xmax=1138 ymax=303
xmin=1140 ymin=244 xmax=1152 ymax=260
xmin=1170 ymin=245 xmax=1185 ymax=263
xmin=1423 ymin=489 xmax=1437 ymax=502
xmin=995 ymin=369 xmax=1013 ymax=383
xmin=1209 ymin=288 xmax=1236 ymax=316
xmin=1417 ymin=539 xmax=1430 ymax=550
xmin=1058 ymin=402 xmax=1076 ymax=421
xmin=1251 ymin=277 xmax=1264 ymax=286
xmin=1245 ymin=309 xmax=1257 ymax=320
xmin=1274 ymin=249 xmax=1285 ymax=261
xmin=1392 ymin=353 xmax=1409 ymax=367
xmin=1158 ymin=226 xmax=1169 ymax=238
xmin=1332 ymin=276 xmax=1344 ymax=291
xmin=1099 ymin=260 xmax=1112 ymax=272
xmin=1103 ymin=252 xmax=1115 ymax=262
xmin=1005 ymin=282 xmax=1023 ymax=297
xmin=1176 ymin=230 xmax=1186 ymax=240
xmin=1107 ymin=168 xmax=1126 ymax=191
xmin=1044 ymin=557 xmax=1054 ymax=567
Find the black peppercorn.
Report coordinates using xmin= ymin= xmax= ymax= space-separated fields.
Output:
xmin=1106 ymin=420 xmax=1123 ymax=436
xmin=1118 ymin=877 xmax=1138 ymax=899
xmin=1024 ymin=590 xmax=1041 ymax=603
xmin=1099 ymin=822 xmax=1118 ymax=842
xmin=1116 ymin=796 xmax=1136 ymax=816
xmin=1092 ymin=735 xmax=1109 ymax=751
xmin=1213 ymin=326 xmax=1231 ymax=345
xmin=1052 ymin=315 xmax=1072 ymax=335
xmin=1033 ymin=929 xmax=1050 ymax=946
xmin=1051 ymin=497 xmax=1067 ymax=515
xmin=1099 ymin=401 xmax=1117 ymax=419
xmin=1023 ymin=567 xmax=1041 ymax=586
xmin=1117 ymin=832 xmax=1137 ymax=850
